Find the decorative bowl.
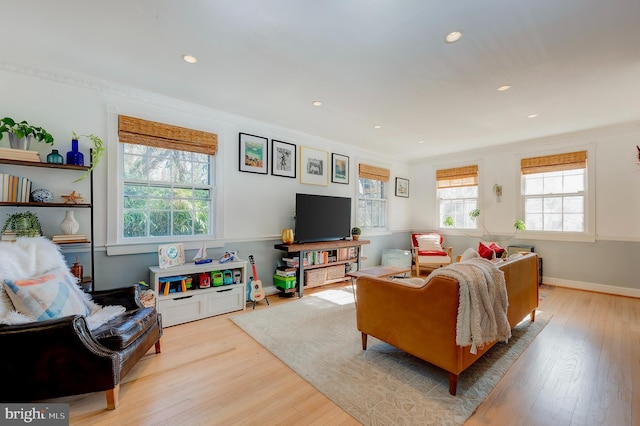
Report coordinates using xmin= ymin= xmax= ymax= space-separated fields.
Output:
xmin=31 ymin=188 xmax=54 ymax=203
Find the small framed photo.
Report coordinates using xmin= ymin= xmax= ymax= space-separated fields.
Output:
xmin=331 ymin=153 xmax=349 ymax=184
xmin=300 ymin=146 xmax=328 ymax=186
xmin=239 ymin=133 xmax=268 ymax=174
xmin=271 ymin=139 xmax=296 ymax=178
xmin=395 ymin=177 xmax=409 ymax=198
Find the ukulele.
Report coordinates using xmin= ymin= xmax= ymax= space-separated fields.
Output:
xmin=248 ymin=255 xmax=268 ymax=308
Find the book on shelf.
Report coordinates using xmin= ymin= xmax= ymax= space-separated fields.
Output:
xmin=52 ymin=234 xmax=89 ymax=243
xmin=0 ymin=174 xmax=32 ymax=203
xmin=0 ymin=148 xmax=41 ymax=163
xmin=275 ymin=267 xmax=297 ymax=277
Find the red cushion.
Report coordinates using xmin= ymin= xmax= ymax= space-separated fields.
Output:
xmin=478 ymin=242 xmax=495 ymax=259
xmin=418 ymin=250 xmax=448 ymax=256
xmin=489 ymin=242 xmax=505 ymax=258
xmin=411 ymin=233 xmax=443 ymax=247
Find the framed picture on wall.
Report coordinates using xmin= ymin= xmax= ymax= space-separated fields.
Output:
xmin=395 ymin=177 xmax=409 ymax=197
xmin=271 ymin=139 xmax=296 ymax=178
xmin=239 ymin=133 xmax=268 ymax=174
xmin=300 ymin=146 xmax=328 ymax=185
xmin=331 ymin=153 xmax=349 ymax=184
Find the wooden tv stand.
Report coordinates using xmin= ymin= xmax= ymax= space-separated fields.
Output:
xmin=274 ymin=239 xmax=370 ymax=297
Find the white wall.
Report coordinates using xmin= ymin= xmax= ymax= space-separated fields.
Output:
xmin=409 ymin=121 xmax=640 ymax=294
xmin=0 ymin=65 xmax=411 ymax=246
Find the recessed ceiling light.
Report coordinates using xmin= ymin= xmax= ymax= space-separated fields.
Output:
xmin=182 ymin=54 xmax=198 ymax=64
xmin=528 ymin=114 xmax=539 ymax=119
xmin=418 ymin=140 xmax=425 ymax=144
xmin=445 ymin=31 xmax=462 ymax=43
xmin=311 ymin=101 xmax=323 ymax=107
xmin=374 ymin=125 xmax=382 ymax=129
xmin=497 ymin=85 xmax=512 ymax=92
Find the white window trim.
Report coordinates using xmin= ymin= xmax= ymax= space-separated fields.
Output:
xmin=516 ymin=145 xmax=596 ymax=243
xmin=105 ymin=106 xmax=224 ymax=255
xmin=356 ymin=176 xmax=389 ymax=233
xmin=436 ymin=161 xmax=483 ymax=237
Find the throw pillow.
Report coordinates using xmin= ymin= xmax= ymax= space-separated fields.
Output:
xmin=478 ymin=242 xmax=495 ymax=260
xmin=3 ymin=268 xmax=90 ymax=321
xmin=460 ymin=247 xmax=480 ymax=262
xmin=417 ymin=235 xmax=443 ymax=252
xmin=489 ymin=242 xmax=505 ymax=258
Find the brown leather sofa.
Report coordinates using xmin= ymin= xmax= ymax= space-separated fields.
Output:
xmin=0 ymin=286 xmax=162 ymax=409
xmin=355 ymin=253 xmax=539 ymax=395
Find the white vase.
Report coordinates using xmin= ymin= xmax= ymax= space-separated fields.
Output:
xmin=60 ymin=210 xmax=80 ymax=235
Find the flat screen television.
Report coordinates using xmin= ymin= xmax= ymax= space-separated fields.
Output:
xmin=294 ymin=193 xmax=351 ymax=243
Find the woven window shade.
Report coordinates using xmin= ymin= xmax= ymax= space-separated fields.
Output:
xmin=436 ymin=165 xmax=478 ymax=188
xmin=521 ymin=151 xmax=587 ymax=175
xmin=118 ymin=115 xmax=218 ymax=155
xmin=358 ymin=164 xmax=390 ymax=182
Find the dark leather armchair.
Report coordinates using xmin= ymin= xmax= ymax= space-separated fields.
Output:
xmin=0 ymin=286 xmax=162 ymax=410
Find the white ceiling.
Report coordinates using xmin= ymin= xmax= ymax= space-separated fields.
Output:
xmin=5 ymin=0 xmax=640 ymax=162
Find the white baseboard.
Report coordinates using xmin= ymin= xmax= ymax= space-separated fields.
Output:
xmin=543 ymin=276 xmax=640 ymax=298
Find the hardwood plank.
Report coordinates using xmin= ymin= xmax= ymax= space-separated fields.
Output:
xmin=49 ymin=284 xmax=640 ymax=425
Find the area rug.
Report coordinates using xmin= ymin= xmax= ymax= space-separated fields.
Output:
xmin=231 ymin=287 xmax=548 ymax=425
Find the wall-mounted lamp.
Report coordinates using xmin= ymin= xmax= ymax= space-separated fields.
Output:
xmin=493 ymin=184 xmax=502 ymax=202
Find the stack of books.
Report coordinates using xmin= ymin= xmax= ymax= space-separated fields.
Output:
xmin=282 ymin=257 xmax=309 ymax=268
xmin=51 ymin=234 xmax=89 ymax=244
xmin=275 ymin=266 xmax=297 ymax=278
xmin=0 ymin=174 xmax=32 ymax=202
xmin=0 ymin=148 xmax=41 ymax=163
xmin=1 ymin=231 xmax=42 ymax=241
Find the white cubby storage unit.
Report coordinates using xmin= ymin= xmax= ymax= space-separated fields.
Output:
xmin=149 ymin=259 xmax=248 ymax=327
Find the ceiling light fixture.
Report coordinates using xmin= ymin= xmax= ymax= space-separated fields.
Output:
xmin=311 ymin=101 xmax=323 ymax=107
xmin=497 ymin=85 xmax=512 ymax=92
xmin=528 ymin=114 xmax=539 ymax=119
xmin=182 ymin=54 xmax=198 ymax=64
xmin=374 ymin=125 xmax=382 ymax=129
xmin=445 ymin=31 xmax=462 ymax=43
xmin=418 ymin=140 xmax=425 ymax=144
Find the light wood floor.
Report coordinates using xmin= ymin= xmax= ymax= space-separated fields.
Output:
xmin=59 ymin=283 xmax=639 ymax=426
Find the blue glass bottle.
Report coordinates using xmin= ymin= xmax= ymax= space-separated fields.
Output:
xmin=46 ymin=149 xmax=64 ymax=164
xmin=66 ymin=139 xmax=84 ymax=166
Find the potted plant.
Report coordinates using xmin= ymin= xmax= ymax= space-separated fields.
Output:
xmin=1 ymin=211 xmax=43 ymax=238
xmin=0 ymin=117 xmax=54 ymax=150
xmin=351 ymin=226 xmax=362 ymax=240
xmin=72 ymin=131 xmax=105 ymax=181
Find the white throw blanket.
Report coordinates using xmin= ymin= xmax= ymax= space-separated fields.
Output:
xmin=426 ymin=258 xmax=510 ymax=354
xmin=0 ymin=237 xmax=124 ymax=330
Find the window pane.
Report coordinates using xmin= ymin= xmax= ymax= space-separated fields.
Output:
xmin=122 ymin=143 xmax=213 ymax=239
xmin=357 ymin=178 xmax=387 ymax=230
xmin=149 ymin=211 xmax=170 ymax=237
xmin=544 ymin=213 xmax=562 ymax=231
xmin=564 ymin=172 xmax=584 ymax=192
xmin=563 ymin=196 xmax=583 ymax=213
xmin=522 ymin=167 xmax=586 ymax=233
xmin=524 ymin=177 xmax=543 ymax=195
xmin=525 ymin=213 xmax=543 ymax=231
xmin=439 ymin=185 xmax=478 ymax=229
xmin=123 ymin=211 xmax=148 ymax=238
xmin=525 ymin=198 xmax=542 ymax=213
xmin=543 ymin=175 xmax=563 ymax=194
xmin=563 ymin=214 xmax=584 ymax=232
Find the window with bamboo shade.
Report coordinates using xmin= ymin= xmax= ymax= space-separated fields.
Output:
xmin=520 ymin=150 xmax=587 ymax=233
xmin=437 ymin=165 xmax=479 ymax=229
xmin=357 ymin=163 xmax=389 ymax=230
xmin=117 ymin=115 xmax=217 ymax=240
